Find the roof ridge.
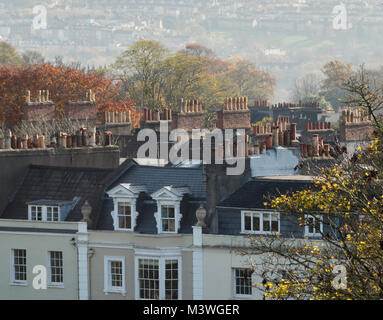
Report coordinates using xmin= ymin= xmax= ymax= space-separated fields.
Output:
xmin=29 ymin=164 xmax=114 ymax=172
xmin=134 ymin=165 xmax=202 ymax=170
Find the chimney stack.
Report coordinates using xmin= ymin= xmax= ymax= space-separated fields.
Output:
xmin=312 ymin=134 xmax=319 ymax=157
xmin=26 ymin=90 xmax=31 ymax=104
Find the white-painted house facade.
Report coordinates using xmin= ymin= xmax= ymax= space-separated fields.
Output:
xmin=0 ymin=162 xmax=315 ymax=300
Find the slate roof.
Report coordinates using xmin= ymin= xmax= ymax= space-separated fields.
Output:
xmin=218 ymin=178 xmax=312 ymax=209
xmin=27 ymin=199 xmax=75 ymax=206
xmin=217 ymin=178 xmax=313 ymax=235
xmin=97 ymin=164 xmax=206 ymax=231
xmin=1 ymin=165 xmax=114 ymax=229
xmin=109 ymin=164 xmax=206 ymax=199
xmin=97 ymin=197 xmax=200 ymax=234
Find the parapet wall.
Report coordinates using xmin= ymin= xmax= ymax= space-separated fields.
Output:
xmin=340 ymin=109 xmax=374 ymax=142
xmin=217 ymin=97 xmax=251 ymax=129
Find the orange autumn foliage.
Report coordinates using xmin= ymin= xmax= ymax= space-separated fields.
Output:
xmin=0 ymin=64 xmax=138 ymax=126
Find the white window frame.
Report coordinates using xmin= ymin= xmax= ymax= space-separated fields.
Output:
xmin=111 ymin=198 xmax=138 ymax=232
xmin=151 ymin=188 xmax=185 ymax=234
xmin=241 ymin=211 xmax=280 ymax=235
xmin=115 ymin=201 xmax=134 ymax=231
xmin=134 ymin=252 xmax=182 ymax=300
xmin=154 ymin=200 xmax=182 ymax=234
xmin=158 ymin=203 xmax=177 ymax=234
xmin=233 ymin=268 xmax=253 ymax=298
xmin=28 ymin=205 xmax=60 ymax=222
xmin=46 ymin=206 xmax=60 ymax=222
xmin=10 ymin=248 xmax=27 ymax=286
xmin=29 ymin=205 xmax=42 ymax=221
xmin=47 ymin=251 xmax=64 ymax=287
xmin=107 ymin=184 xmax=145 ymax=232
xmin=103 ymin=256 xmax=126 ymax=295
xmin=304 ymin=214 xmax=323 ymax=238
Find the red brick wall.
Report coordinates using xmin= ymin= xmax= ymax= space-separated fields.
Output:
xmin=63 ymin=102 xmax=97 ymax=119
xmin=340 ymin=122 xmax=374 ymax=142
xmin=21 ymin=103 xmax=56 ymax=121
xmin=217 ymin=110 xmax=251 ymax=129
xmin=173 ymin=112 xmax=206 ymax=131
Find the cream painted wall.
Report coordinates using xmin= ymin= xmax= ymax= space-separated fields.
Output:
xmin=88 ymin=231 xmax=194 ymax=300
xmin=202 ymin=247 xmax=265 ymax=300
xmin=89 ymin=247 xmax=134 ymax=300
xmin=0 ymin=228 xmax=79 ymax=300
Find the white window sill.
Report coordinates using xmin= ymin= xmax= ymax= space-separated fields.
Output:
xmin=241 ymin=231 xmax=279 ymax=236
xmin=114 ymin=228 xmax=134 ymax=232
xmin=10 ymin=282 xmax=27 ymax=287
xmin=305 ymin=234 xmax=322 ymax=239
xmin=104 ymin=289 xmax=126 ymax=296
xmin=233 ymin=294 xmax=253 ymax=300
xmin=48 ymin=283 xmax=65 ymax=289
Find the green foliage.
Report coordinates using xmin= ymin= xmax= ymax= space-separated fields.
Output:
xmin=320 ymin=60 xmax=353 ymax=110
xmin=113 ymin=40 xmax=169 ymax=109
xmin=0 ymin=42 xmax=24 ymax=66
xmin=249 ymin=68 xmax=383 ymax=300
xmin=303 ymin=94 xmax=333 ymax=111
xmin=255 ymin=117 xmax=272 ymax=125
xmin=22 ymin=50 xmax=45 ymax=65
xmin=221 ymin=57 xmax=276 ymax=100
xmin=112 ymin=40 xmax=275 ymax=111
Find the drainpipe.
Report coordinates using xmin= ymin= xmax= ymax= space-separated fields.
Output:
xmin=88 ymin=248 xmax=95 ymax=300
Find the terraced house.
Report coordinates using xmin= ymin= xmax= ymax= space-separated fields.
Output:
xmin=0 ymin=157 xmax=320 ymax=300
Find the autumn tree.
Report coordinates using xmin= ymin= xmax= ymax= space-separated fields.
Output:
xmin=292 ymin=73 xmax=322 ymax=103
xmin=22 ymin=50 xmax=45 ymax=65
xmin=0 ymin=63 xmax=135 ymax=126
xmin=113 ymin=40 xmax=169 ymax=109
xmin=0 ymin=42 xmax=24 ymax=66
xmin=179 ymin=43 xmax=215 ymax=58
xmin=302 ymin=94 xmax=333 ymax=111
xmin=160 ymin=53 xmax=207 ymax=110
xmin=113 ymin=40 xmax=275 ymax=112
xmin=320 ymin=60 xmax=353 ymax=110
xmin=246 ymin=66 xmax=383 ymax=300
xmin=222 ymin=57 xmax=276 ymax=101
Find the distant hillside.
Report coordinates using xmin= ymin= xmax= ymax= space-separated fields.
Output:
xmin=1 ymin=0 xmax=382 ymax=100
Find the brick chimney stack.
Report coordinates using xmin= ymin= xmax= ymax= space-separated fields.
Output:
xmin=312 ymin=134 xmax=319 ymax=157
xmin=218 ymin=96 xmax=250 ymax=129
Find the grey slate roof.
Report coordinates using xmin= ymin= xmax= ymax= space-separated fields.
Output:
xmin=1 ymin=165 xmax=114 ymax=229
xmin=217 ymin=178 xmax=313 ymax=235
xmin=97 ymin=164 xmax=206 ymax=232
xmin=109 ymin=164 xmax=207 ymax=199
xmin=218 ymin=178 xmax=312 ymax=209
xmin=27 ymin=199 xmax=75 ymax=206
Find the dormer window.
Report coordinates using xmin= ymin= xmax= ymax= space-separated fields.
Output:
xmin=161 ymin=205 xmax=176 ymax=232
xmin=29 ymin=205 xmax=59 ymax=221
xmin=47 ymin=206 xmax=59 ymax=221
xmin=151 ymin=186 xmax=190 ymax=234
xmin=31 ymin=206 xmax=42 ymax=221
xmin=106 ymin=184 xmax=147 ymax=232
xmin=27 ymin=199 xmax=77 ymax=222
xmin=117 ymin=202 xmax=132 ymax=229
